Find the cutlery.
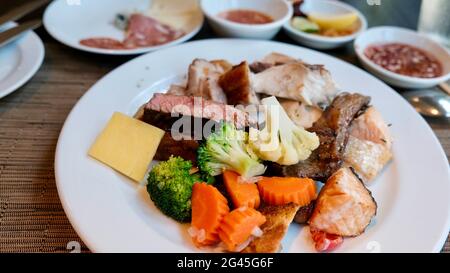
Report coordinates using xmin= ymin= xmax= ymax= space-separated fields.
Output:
xmin=0 ymin=0 xmax=49 ymax=27
xmin=0 ymin=19 xmax=42 ymax=48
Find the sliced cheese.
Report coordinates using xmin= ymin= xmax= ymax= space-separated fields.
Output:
xmin=147 ymin=0 xmax=199 ymax=31
xmin=88 ymin=112 xmax=165 ymax=182
xmin=148 ymin=0 xmax=199 ymax=15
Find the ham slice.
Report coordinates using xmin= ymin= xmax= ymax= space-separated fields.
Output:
xmin=80 ymin=13 xmax=184 ymax=50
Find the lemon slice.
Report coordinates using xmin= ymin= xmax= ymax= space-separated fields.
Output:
xmin=308 ymin=12 xmax=358 ymax=31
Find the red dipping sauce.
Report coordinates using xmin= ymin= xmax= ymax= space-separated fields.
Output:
xmin=364 ymin=43 xmax=443 ymax=78
xmin=218 ymin=9 xmax=273 ymax=25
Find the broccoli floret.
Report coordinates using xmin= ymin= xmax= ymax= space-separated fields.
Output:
xmin=248 ymin=96 xmax=320 ymax=165
xmin=147 ymin=156 xmax=200 ymax=222
xmin=197 ymin=122 xmax=266 ymax=178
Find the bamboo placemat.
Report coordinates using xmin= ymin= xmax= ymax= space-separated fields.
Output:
xmin=0 ymin=29 xmax=449 ymax=253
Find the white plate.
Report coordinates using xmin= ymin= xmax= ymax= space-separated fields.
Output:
xmin=43 ymin=0 xmax=204 ymax=55
xmin=0 ymin=22 xmax=44 ymax=99
xmin=55 ymin=39 xmax=450 ymax=253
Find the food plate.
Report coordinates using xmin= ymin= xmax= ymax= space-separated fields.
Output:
xmin=0 ymin=22 xmax=44 ymax=99
xmin=55 ymin=39 xmax=450 ymax=252
xmin=43 ymin=0 xmax=204 ymax=55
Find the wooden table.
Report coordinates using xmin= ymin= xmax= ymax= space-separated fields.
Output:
xmin=0 ymin=0 xmax=448 ymax=253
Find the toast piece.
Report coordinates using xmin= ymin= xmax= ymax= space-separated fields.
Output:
xmin=242 ymin=203 xmax=300 ymax=253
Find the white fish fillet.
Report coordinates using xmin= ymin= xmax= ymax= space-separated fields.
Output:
xmin=252 ymin=62 xmax=338 ymax=107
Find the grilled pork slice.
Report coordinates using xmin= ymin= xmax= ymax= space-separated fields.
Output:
xmin=278 ymin=98 xmax=323 ymax=129
xmin=309 ymin=168 xmax=377 ymax=237
xmin=260 ymin=52 xmax=297 ymax=65
xmin=143 ymin=93 xmax=254 ymax=129
xmin=186 ymin=58 xmax=230 ymax=103
xmin=166 ymin=84 xmax=187 ymax=96
xmin=268 ymin=93 xmax=370 ymax=182
xmin=252 ymin=62 xmax=338 ymax=107
xmin=219 ymin=61 xmax=260 ymax=105
xmin=344 ymin=107 xmax=393 ymax=182
xmin=154 ymin=132 xmax=199 ymax=163
xmin=242 ymin=203 xmax=300 ymax=253
xmin=249 ymin=52 xmax=297 ymax=73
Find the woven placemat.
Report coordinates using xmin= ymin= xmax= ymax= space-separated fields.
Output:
xmin=0 ymin=31 xmax=449 ymax=253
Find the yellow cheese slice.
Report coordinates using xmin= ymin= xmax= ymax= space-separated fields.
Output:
xmin=88 ymin=112 xmax=165 ymax=182
xmin=147 ymin=0 xmax=199 ymax=31
xmin=148 ymin=0 xmax=198 ymax=14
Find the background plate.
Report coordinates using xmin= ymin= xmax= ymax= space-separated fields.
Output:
xmin=43 ymin=0 xmax=204 ymax=55
xmin=0 ymin=22 xmax=44 ymax=99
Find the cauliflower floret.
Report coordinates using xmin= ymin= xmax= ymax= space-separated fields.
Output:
xmin=249 ymin=96 xmax=320 ymax=165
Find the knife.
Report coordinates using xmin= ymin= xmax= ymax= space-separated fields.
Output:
xmin=0 ymin=0 xmax=49 ymax=27
xmin=0 ymin=19 xmax=42 ymax=48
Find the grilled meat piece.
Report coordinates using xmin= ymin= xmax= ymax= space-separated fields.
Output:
xmin=143 ymin=93 xmax=254 ymax=129
xmin=278 ymin=98 xmax=323 ymax=129
xmin=252 ymin=62 xmax=338 ymax=107
xmin=142 ymin=93 xmax=254 ymax=161
xmin=249 ymin=52 xmax=297 ymax=73
xmin=293 ymin=201 xmax=315 ymax=224
xmin=267 ymin=93 xmax=370 ymax=181
xmin=344 ymin=106 xmax=393 ymax=182
xmin=154 ymin=132 xmax=199 ymax=163
xmin=186 ymin=58 xmax=229 ymax=103
xmin=219 ymin=61 xmax=260 ymax=105
xmin=309 ymin=168 xmax=377 ymax=237
xmin=242 ymin=203 xmax=300 ymax=253
xmin=166 ymin=84 xmax=187 ymax=96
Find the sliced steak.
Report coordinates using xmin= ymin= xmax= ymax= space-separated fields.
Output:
xmin=219 ymin=61 xmax=260 ymax=105
xmin=267 ymin=93 xmax=370 ymax=181
xmin=143 ymin=93 xmax=254 ymax=129
xmin=154 ymin=132 xmax=199 ymax=163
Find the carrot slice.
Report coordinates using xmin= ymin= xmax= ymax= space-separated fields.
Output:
xmin=223 ymin=170 xmax=260 ymax=209
xmin=218 ymin=207 xmax=266 ymax=252
xmin=258 ymin=177 xmax=316 ymax=206
xmin=191 ymin=182 xmax=230 ymax=246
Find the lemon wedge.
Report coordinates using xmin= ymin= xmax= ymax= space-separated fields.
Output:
xmin=308 ymin=12 xmax=358 ymax=31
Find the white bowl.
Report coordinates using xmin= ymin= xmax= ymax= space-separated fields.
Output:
xmin=200 ymin=0 xmax=293 ymax=40
xmin=283 ymin=0 xmax=367 ymax=50
xmin=354 ymin=26 xmax=450 ymax=89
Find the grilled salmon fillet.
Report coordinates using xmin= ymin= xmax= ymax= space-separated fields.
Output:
xmin=242 ymin=203 xmax=300 ymax=253
xmin=309 ymin=167 xmax=377 ymax=237
xmin=344 ymin=107 xmax=393 ymax=182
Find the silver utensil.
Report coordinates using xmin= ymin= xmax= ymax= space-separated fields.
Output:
xmin=0 ymin=0 xmax=49 ymax=27
xmin=403 ymin=83 xmax=450 ymax=118
xmin=0 ymin=19 xmax=42 ymax=48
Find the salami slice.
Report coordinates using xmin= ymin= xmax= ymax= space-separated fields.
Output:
xmin=80 ymin=38 xmax=125 ymax=49
xmin=79 ymin=13 xmax=185 ymax=50
xmin=123 ymin=14 xmax=184 ymax=48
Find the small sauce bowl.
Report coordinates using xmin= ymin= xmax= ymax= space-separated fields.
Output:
xmin=354 ymin=26 xmax=450 ymax=89
xmin=200 ymin=0 xmax=293 ymax=40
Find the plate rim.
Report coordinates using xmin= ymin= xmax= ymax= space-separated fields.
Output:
xmin=43 ymin=0 xmax=205 ymax=56
xmin=54 ymin=38 xmax=450 ymax=253
xmin=0 ymin=23 xmax=45 ymax=99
